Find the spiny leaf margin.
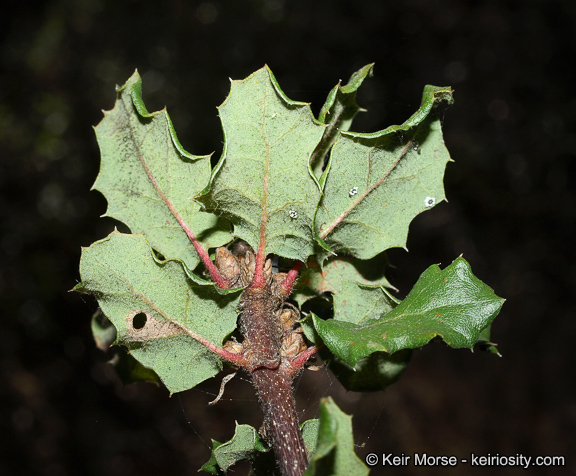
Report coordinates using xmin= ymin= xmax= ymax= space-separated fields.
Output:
xmin=311 ymin=63 xmax=374 ymax=176
xmin=199 ymin=66 xmax=327 ymax=262
xmin=303 ymin=397 xmax=369 ymax=476
xmin=314 ymin=85 xmax=454 ymax=260
xmin=94 ymin=71 xmax=232 ymax=274
xmin=200 ymin=420 xmax=320 ymax=475
xmin=313 ymin=257 xmax=504 ymax=367
xmin=76 ymin=231 xmax=241 ymax=393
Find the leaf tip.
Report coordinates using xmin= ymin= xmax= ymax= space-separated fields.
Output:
xmin=71 ymin=282 xmax=86 ymax=293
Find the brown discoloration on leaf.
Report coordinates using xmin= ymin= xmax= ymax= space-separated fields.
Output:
xmin=125 ymin=310 xmax=184 ymax=342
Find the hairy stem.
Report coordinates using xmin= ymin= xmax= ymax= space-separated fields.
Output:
xmin=251 ymin=365 xmax=308 ymax=476
xmin=235 ymin=252 xmax=312 ymax=475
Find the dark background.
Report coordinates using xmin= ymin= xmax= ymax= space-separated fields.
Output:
xmin=1 ymin=1 xmax=574 ymax=475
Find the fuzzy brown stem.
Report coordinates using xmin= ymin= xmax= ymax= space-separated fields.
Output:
xmin=251 ymin=366 xmax=308 ymax=476
xmin=227 ymin=243 xmax=313 ymax=475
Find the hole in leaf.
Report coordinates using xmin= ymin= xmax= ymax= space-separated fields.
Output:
xmin=132 ymin=312 xmax=148 ymax=330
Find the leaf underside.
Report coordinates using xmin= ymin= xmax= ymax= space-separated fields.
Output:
xmin=303 ymin=397 xmax=369 ymax=476
xmin=82 ymin=64 xmax=502 ymax=404
xmin=201 ymin=420 xmax=320 ymax=475
xmin=94 ymin=72 xmax=233 ymax=274
xmin=316 ymin=99 xmax=452 ymax=260
xmin=199 ymin=66 xmax=326 ymax=262
xmin=76 ymin=232 xmax=240 ymax=393
xmin=312 ymin=63 xmax=374 ymax=177
xmin=78 ymin=65 xmax=506 ymax=476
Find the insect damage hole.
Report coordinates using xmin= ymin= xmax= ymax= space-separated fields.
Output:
xmin=125 ymin=310 xmax=183 ymax=341
xmin=132 ymin=312 xmax=148 ymax=330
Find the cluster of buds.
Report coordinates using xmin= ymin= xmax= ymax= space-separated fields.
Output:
xmin=278 ymin=306 xmax=307 ymax=360
xmin=216 ymin=242 xmax=308 ymax=368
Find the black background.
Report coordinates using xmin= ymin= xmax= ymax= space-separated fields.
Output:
xmin=1 ymin=1 xmax=575 ymax=475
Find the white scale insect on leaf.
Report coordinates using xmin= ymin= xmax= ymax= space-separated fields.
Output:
xmin=424 ymin=197 xmax=436 ymax=208
xmin=349 ymin=186 xmax=359 ymax=197
xmin=289 ymin=209 xmax=298 ymax=219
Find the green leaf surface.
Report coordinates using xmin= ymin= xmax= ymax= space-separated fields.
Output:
xmin=205 ymin=423 xmax=269 ymax=473
xmin=199 ymin=66 xmax=326 ymax=261
xmin=311 ymin=63 xmax=374 ymax=176
xmin=91 ymin=308 xmax=117 ymax=351
xmin=92 ymin=309 xmax=161 ymax=385
xmin=294 ymin=253 xmax=395 ymax=306
xmin=201 ymin=420 xmax=320 ymax=475
xmin=327 ymin=350 xmax=411 ymax=392
xmin=315 ymin=85 xmax=453 ymax=259
xmin=76 ymin=231 xmax=241 ymax=393
xmin=333 ymin=283 xmax=398 ymax=324
xmin=200 ymin=440 xmax=226 ymax=475
xmin=476 ymin=324 xmax=501 ymax=356
xmin=301 ymin=419 xmax=320 ymax=456
xmin=304 ymin=397 xmax=368 ymax=476
xmin=94 ymin=71 xmax=232 ymax=272
xmin=109 ymin=347 xmax=162 ymax=386
xmin=313 ymin=257 xmax=505 ymax=367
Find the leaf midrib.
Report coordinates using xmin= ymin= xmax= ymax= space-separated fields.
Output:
xmin=319 ymin=128 xmax=419 ymax=240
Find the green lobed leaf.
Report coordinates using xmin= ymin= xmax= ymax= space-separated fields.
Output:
xmin=304 ymin=397 xmax=368 ymax=476
xmin=200 ymin=440 xmax=225 ymax=475
xmin=315 ymin=85 xmax=453 ymax=259
xmin=313 ymin=257 xmax=505 ymax=367
xmin=476 ymin=323 xmax=501 ymax=356
xmin=92 ymin=309 xmax=162 ymax=385
xmin=327 ymin=350 xmax=411 ymax=392
xmin=109 ymin=347 xmax=162 ymax=386
xmin=204 ymin=423 xmax=269 ymax=474
xmin=294 ymin=253 xmax=395 ymax=306
xmin=76 ymin=231 xmax=241 ymax=393
xmin=94 ymin=71 xmax=232 ymax=273
xmin=201 ymin=420 xmax=320 ymax=475
xmin=198 ymin=66 xmax=327 ymax=262
xmin=91 ymin=308 xmax=117 ymax=351
xmin=311 ymin=63 xmax=374 ymax=176
xmin=333 ymin=283 xmax=398 ymax=324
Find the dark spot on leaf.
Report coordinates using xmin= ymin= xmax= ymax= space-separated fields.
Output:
xmin=132 ymin=312 xmax=147 ymax=330
xmin=153 ymin=249 xmax=166 ymax=261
